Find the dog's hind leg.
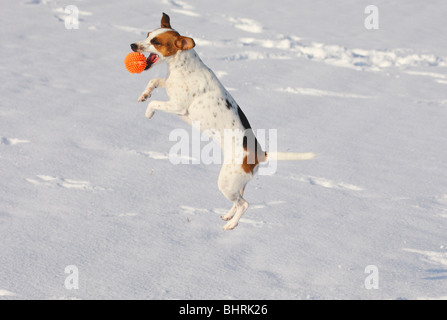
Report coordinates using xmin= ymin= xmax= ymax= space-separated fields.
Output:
xmin=221 ymin=185 xmax=247 ymax=221
xmin=223 ymin=197 xmax=249 ymax=230
xmin=218 ymin=164 xmax=252 ymax=230
xmin=221 ymin=203 xmax=237 ymax=221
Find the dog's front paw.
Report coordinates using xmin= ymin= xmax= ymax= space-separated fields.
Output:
xmin=145 ymin=108 xmax=155 ymax=119
xmin=137 ymin=92 xmax=151 ymax=103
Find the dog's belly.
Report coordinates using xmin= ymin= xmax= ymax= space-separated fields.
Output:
xmin=184 ymin=100 xmax=245 ymax=148
xmin=187 ymin=99 xmax=241 ymax=128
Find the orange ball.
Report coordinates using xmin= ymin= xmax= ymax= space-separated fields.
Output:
xmin=124 ymin=52 xmax=147 ymax=74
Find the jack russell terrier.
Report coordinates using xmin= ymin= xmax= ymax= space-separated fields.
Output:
xmin=131 ymin=13 xmax=315 ymax=230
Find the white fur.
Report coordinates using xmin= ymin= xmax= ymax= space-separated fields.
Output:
xmin=146 ymin=45 xmax=251 ymax=230
xmin=133 ymin=24 xmax=314 ymax=230
xmin=267 ymin=152 xmax=316 ymax=161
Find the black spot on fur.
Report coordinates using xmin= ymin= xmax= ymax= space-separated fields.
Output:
xmin=234 ymin=107 xmax=264 ymax=159
xmin=225 ymin=99 xmax=233 ymax=110
xmin=237 ymin=106 xmax=251 ymax=130
xmin=242 ymin=133 xmax=261 ymax=155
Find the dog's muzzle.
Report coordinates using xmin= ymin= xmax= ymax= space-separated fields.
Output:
xmin=130 ymin=43 xmax=159 ymax=71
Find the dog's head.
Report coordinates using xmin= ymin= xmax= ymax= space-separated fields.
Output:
xmin=130 ymin=13 xmax=195 ymax=71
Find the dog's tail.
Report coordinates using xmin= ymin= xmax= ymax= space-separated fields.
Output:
xmin=264 ymin=152 xmax=317 ymax=161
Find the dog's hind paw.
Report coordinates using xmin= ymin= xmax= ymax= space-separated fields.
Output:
xmin=221 ymin=206 xmax=237 ymax=221
xmin=223 ymin=219 xmax=239 ymax=230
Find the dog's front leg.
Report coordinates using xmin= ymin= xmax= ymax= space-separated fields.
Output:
xmin=138 ymin=78 xmax=165 ymax=102
xmin=145 ymin=100 xmax=188 ymax=119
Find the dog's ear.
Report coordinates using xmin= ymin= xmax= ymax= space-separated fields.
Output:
xmin=161 ymin=13 xmax=172 ymax=29
xmin=175 ymin=36 xmax=195 ymax=51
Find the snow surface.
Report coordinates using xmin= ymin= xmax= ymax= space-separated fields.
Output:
xmin=1 ymin=0 xmax=447 ymax=300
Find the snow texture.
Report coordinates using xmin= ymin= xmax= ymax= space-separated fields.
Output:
xmin=1 ymin=0 xmax=447 ymax=299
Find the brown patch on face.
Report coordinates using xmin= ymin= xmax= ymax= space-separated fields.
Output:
xmin=151 ymin=31 xmax=196 ymax=57
xmin=151 ymin=31 xmax=181 ymax=57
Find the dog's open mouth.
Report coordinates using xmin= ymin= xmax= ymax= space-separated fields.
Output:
xmin=145 ymin=53 xmax=159 ymax=70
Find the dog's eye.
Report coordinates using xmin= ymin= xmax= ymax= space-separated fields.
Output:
xmin=151 ymin=38 xmax=161 ymax=46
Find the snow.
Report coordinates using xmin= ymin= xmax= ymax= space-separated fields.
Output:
xmin=1 ymin=0 xmax=447 ymax=300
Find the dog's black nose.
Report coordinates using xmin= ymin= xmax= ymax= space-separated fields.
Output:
xmin=130 ymin=43 xmax=138 ymax=51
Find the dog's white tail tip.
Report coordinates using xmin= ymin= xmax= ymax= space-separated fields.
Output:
xmin=267 ymin=152 xmax=317 ymax=161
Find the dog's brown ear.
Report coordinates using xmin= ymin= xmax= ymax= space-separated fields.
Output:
xmin=161 ymin=13 xmax=172 ymax=29
xmin=175 ymin=36 xmax=195 ymax=51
